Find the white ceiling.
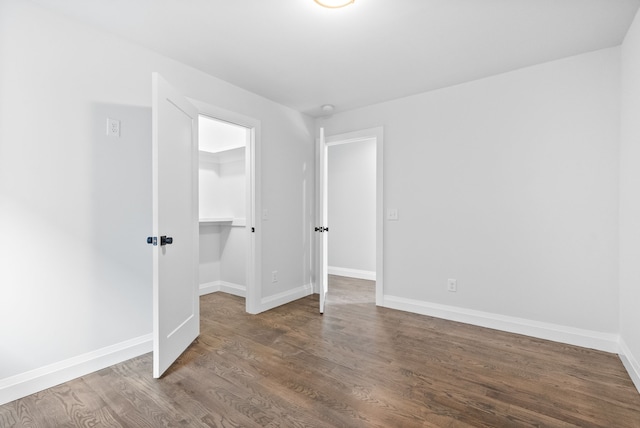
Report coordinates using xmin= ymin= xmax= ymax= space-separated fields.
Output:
xmin=31 ymin=0 xmax=640 ymax=116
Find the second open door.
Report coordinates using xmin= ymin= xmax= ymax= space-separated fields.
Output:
xmin=317 ymin=128 xmax=329 ymax=313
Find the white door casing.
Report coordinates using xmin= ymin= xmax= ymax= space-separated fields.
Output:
xmin=189 ymin=99 xmax=261 ymax=314
xmin=151 ymin=73 xmax=200 ymax=378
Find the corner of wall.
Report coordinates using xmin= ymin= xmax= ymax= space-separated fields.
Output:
xmin=619 ymin=338 xmax=640 ymax=394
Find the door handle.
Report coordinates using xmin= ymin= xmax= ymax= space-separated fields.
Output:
xmin=147 ymin=236 xmax=173 ymax=246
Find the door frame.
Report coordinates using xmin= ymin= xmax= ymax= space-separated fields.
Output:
xmin=190 ymin=99 xmax=262 ymax=314
xmin=320 ymin=126 xmax=384 ymax=305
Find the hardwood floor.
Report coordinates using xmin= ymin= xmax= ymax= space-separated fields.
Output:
xmin=2 ymin=275 xmax=639 ymax=427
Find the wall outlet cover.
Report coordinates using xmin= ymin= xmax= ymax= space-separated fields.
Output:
xmin=107 ymin=117 xmax=120 ymax=137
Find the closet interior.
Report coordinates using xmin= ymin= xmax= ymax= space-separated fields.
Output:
xmin=198 ymin=115 xmax=248 ymax=298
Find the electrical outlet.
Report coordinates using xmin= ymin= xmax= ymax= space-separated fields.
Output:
xmin=272 ymin=270 xmax=278 ymax=283
xmin=447 ymin=278 xmax=457 ymax=292
xmin=387 ymin=208 xmax=399 ymax=221
xmin=107 ymin=118 xmax=120 ymax=137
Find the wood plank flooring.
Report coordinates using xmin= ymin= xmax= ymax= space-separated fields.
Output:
xmin=2 ymin=275 xmax=639 ymax=427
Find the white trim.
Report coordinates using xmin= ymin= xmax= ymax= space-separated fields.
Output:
xmin=619 ymin=338 xmax=640 ymax=394
xmin=259 ymin=284 xmax=313 ymax=312
xmin=189 ymin=98 xmax=262 ymax=316
xmin=0 ymin=334 xmax=152 ymax=406
xmin=382 ymin=295 xmax=620 ymax=353
xmin=199 ymin=281 xmax=221 ymax=295
xmin=328 ymin=266 xmax=376 ymax=281
xmin=201 ymin=280 xmax=309 ymax=310
xmin=219 ymin=281 xmax=246 ymax=297
xmin=200 ymin=281 xmax=246 ymax=297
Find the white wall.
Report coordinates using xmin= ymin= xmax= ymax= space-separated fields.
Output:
xmin=320 ymin=47 xmax=621 ymax=348
xmin=216 ymin=159 xmax=247 ymax=288
xmin=0 ymin=0 xmax=314 ymax=403
xmin=220 ymin=226 xmax=247 ymax=287
xmin=199 ymin=149 xmax=247 ymax=291
xmin=199 ymin=157 xmax=247 ymax=291
xmin=218 ymin=160 xmax=247 ymax=219
xmin=619 ymin=8 xmax=640 ymax=391
xmin=199 ymin=224 xmax=221 ymax=285
xmin=328 ymin=139 xmax=376 ymax=277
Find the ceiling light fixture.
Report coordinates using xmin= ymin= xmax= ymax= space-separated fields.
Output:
xmin=314 ymin=0 xmax=355 ymax=9
xmin=321 ymin=104 xmax=335 ymax=114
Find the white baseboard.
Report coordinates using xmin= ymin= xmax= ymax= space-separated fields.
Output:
xmin=200 ymin=280 xmax=246 ymax=297
xmin=259 ymin=283 xmax=313 ymax=312
xmin=199 ymin=281 xmax=221 ymax=295
xmin=328 ymin=266 xmax=376 ymax=281
xmin=202 ymin=281 xmax=310 ymax=314
xmin=619 ymin=338 xmax=640 ymax=394
xmin=0 ymin=334 xmax=152 ymax=406
xmin=382 ymin=295 xmax=620 ymax=353
xmin=220 ymin=281 xmax=246 ymax=297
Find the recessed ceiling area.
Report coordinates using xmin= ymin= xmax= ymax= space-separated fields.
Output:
xmin=30 ymin=0 xmax=640 ymax=116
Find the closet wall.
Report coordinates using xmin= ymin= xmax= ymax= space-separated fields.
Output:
xmin=199 ymin=116 xmax=248 ymax=297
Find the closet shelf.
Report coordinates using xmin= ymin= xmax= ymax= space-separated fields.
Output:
xmin=199 ymin=146 xmax=244 ymax=164
xmin=199 ymin=217 xmax=246 ymax=227
xmin=199 ymin=218 xmax=233 ymax=224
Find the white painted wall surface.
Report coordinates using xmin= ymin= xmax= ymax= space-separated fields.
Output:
xmin=320 ymin=48 xmax=621 ymax=336
xmin=199 ymin=118 xmax=247 ymax=153
xmin=199 ymin=159 xmax=224 ymax=218
xmin=0 ymin=0 xmax=314 ymax=401
xmin=199 ymin=224 xmax=222 ymax=285
xmin=619 ymin=8 xmax=640 ymax=390
xmin=199 ymin=155 xmax=247 ymax=289
xmin=328 ymin=140 xmax=376 ymax=275
xmin=218 ymin=160 xmax=247 ymax=220
xmin=199 ymin=157 xmax=247 ymax=219
xmin=220 ymin=227 xmax=247 ymax=287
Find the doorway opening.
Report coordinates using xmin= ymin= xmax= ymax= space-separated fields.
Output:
xmin=327 ymin=138 xmax=377 ymax=281
xmin=198 ymin=115 xmax=255 ymax=311
xmin=317 ymin=127 xmax=384 ymax=311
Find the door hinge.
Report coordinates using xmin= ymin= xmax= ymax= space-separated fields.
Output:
xmin=314 ymin=227 xmax=329 ymax=232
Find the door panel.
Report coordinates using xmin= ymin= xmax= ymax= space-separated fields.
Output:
xmin=318 ymin=128 xmax=328 ymax=313
xmin=152 ymin=73 xmax=199 ymax=378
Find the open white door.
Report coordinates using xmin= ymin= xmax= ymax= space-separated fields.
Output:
xmin=317 ymin=128 xmax=329 ymax=313
xmin=150 ymin=73 xmax=199 ymax=378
